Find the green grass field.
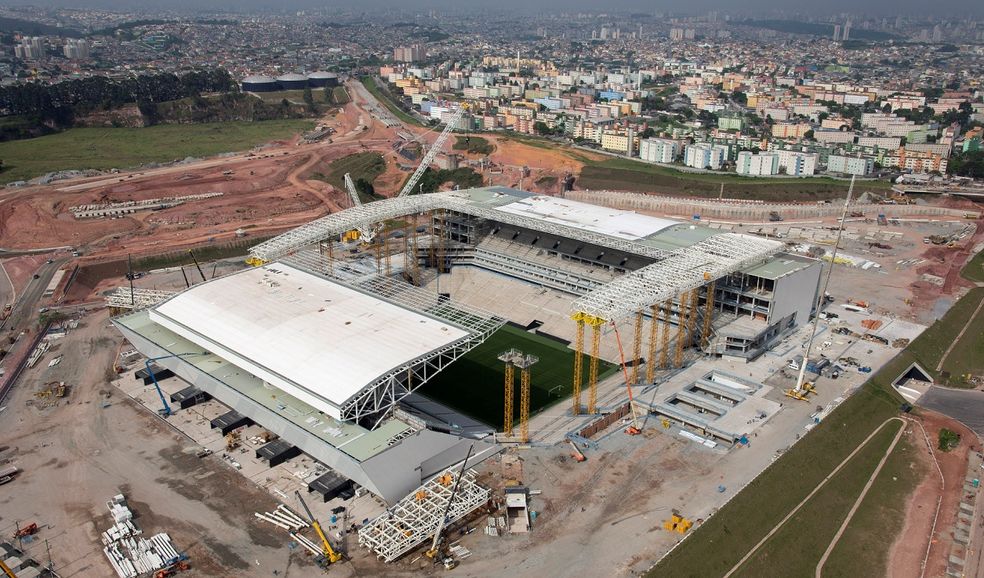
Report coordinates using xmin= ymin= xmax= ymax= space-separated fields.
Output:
xmin=452 ymin=135 xmax=495 ymax=155
xmin=0 ymin=119 xmax=314 ymax=184
xmin=731 ymin=421 xmax=915 ymax=578
xmin=359 ymin=76 xmax=424 ymax=127
xmin=312 ymin=152 xmax=387 ymax=202
xmin=330 ymin=86 xmax=351 ymax=105
xmin=578 ymin=158 xmax=890 ymax=201
xmin=650 ymin=352 xmax=913 ymax=577
xmin=963 ymin=248 xmax=984 ymax=284
xmin=898 ymin=287 xmax=984 ymax=387
xmin=416 ymin=324 xmax=617 ymax=428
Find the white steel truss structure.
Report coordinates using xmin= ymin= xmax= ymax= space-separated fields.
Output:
xmin=571 ymin=233 xmax=782 ymax=322
xmin=398 ymin=107 xmax=465 ymax=198
xmin=280 ymin=259 xmax=506 ymax=421
xmin=105 ymin=287 xmax=176 ymax=310
xmin=358 ymin=468 xmax=490 ymax=562
xmin=249 ymin=192 xmax=670 ymax=263
xmin=251 ymin=190 xmax=783 ymax=325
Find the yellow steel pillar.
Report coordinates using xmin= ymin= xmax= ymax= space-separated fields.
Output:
xmin=503 ymin=363 xmax=515 ymax=437
xmin=701 ymin=280 xmax=716 ymax=350
xmin=587 ymin=321 xmax=602 ymax=414
xmin=630 ymin=310 xmax=643 ymax=385
xmin=382 ymin=224 xmax=392 ymax=277
xmin=686 ymin=289 xmax=699 ymax=347
xmin=519 ymin=365 xmax=531 ymax=442
xmin=319 ymin=240 xmax=334 ymax=277
xmin=572 ymin=319 xmax=584 ymax=415
xmin=434 ymin=210 xmax=446 ymax=274
xmin=374 ymin=234 xmax=383 ymax=273
xmin=645 ymin=304 xmax=659 ymax=383
xmin=659 ymin=299 xmax=672 ymax=368
xmin=674 ymin=290 xmax=690 ymax=368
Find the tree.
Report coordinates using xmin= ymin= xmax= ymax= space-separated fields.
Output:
xmin=640 ymin=127 xmax=655 ymax=139
xmin=533 ymin=121 xmax=551 ymax=136
xmin=948 ymin=151 xmax=984 ymax=178
xmin=803 ymin=129 xmax=815 ymax=140
xmin=882 ymin=103 xmax=892 ymax=114
xmin=938 ymin=428 xmax=960 ymax=452
xmin=731 ymin=90 xmax=747 ymax=106
xmin=303 ymin=87 xmax=315 ymax=113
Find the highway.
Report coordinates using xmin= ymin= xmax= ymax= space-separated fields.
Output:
xmin=0 ymin=255 xmax=68 ymax=403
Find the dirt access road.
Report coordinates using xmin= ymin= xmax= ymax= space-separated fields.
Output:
xmin=0 ymin=308 xmax=326 ymax=577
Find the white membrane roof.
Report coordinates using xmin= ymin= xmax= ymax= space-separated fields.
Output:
xmin=493 ymin=195 xmax=679 ymax=240
xmin=150 ymin=263 xmax=469 ymax=416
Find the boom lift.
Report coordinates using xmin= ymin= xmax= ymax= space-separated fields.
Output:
xmin=294 ymin=490 xmax=343 ymax=566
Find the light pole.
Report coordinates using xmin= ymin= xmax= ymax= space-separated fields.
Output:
xmin=145 ymin=351 xmax=207 ymax=417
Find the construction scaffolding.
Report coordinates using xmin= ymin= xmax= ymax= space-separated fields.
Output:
xmin=570 ymin=233 xmax=782 ymax=323
xmin=499 ymin=351 xmax=517 ymax=437
xmin=572 ymin=319 xmax=584 ymax=415
xmin=630 ymin=310 xmax=644 ymax=385
xmin=105 ymin=287 xmax=176 ymax=310
xmin=358 ymin=468 xmax=490 ymax=563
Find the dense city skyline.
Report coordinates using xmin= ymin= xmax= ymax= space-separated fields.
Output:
xmin=2 ymin=0 xmax=983 ymax=17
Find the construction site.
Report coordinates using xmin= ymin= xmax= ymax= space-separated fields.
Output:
xmin=1 ymin=86 xmax=984 ymax=578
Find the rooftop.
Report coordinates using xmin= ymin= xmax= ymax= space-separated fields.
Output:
xmin=741 ymin=253 xmax=817 ymax=280
xmin=150 ymin=263 xmax=471 ymax=418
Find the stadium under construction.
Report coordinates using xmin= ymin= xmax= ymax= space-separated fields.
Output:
xmin=112 ymin=186 xmax=822 ymax=512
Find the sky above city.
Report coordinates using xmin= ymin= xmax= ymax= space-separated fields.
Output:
xmin=4 ymin=0 xmax=983 ymax=17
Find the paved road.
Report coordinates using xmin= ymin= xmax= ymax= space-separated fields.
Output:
xmin=919 ymin=386 xmax=984 ymax=438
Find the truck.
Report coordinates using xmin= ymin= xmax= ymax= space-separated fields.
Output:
xmin=788 ymin=355 xmax=830 ymax=374
xmin=768 ymin=211 xmax=784 ymax=222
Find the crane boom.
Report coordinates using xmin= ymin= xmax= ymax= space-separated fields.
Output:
xmin=399 ymin=106 xmax=465 ymax=198
xmin=344 ymin=173 xmax=362 ymax=208
xmin=294 ymin=491 xmax=343 ymax=564
xmin=426 ymin=444 xmax=474 ymax=559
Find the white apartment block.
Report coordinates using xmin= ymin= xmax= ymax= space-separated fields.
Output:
xmin=827 ymin=155 xmax=875 ymax=176
xmin=735 ymin=151 xmax=780 ymax=176
xmin=857 ymin=136 xmax=902 ymax=150
xmin=639 ymin=138 xmax=679 ymax=164
xmin=684 ymin=144 xmax=729 ymax=170
xmin=776 ymin=150 xmax=819 ymax=176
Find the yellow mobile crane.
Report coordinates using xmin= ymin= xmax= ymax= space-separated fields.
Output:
xmin=425 ymin=444 xmax=474 ymax=568
xmin=294 ymin=490 xmax=343 ymax=566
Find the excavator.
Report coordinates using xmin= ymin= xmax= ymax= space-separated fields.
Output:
xmin=294 ymin=490 xmax=343 ymax=567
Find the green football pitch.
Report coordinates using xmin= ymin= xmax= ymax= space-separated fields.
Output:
xmin=416 ymin=324 xmax=617 ymax=428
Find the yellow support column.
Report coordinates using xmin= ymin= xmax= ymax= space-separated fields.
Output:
xmin=572 ymin=319 xmax=584 ymax=415
xmin=701 ymin=280 xmax=716 ymax=350
xmin=519 ymin=366 xmax=531 ymax=443
xmin=374 ymin=234 xmax=383 ymax=273
xmin=502 ymin=363 xmax=515 ymax=437
xmin=674 ymin=291 xmax=689 ymax=368
xmin=587 ymin=321 xmax=602 ymax=414
xmin=659 ymin=300 xmax=671 ymax=368
xmin=435 ymin=210 xmax=446 ymax=274
xmin=687 ymin=289 xmax=699 ymax=347
xmin=630 ymin=310 xmax=643 ymax=385
xmin=645 ymin=304 xmax=659 ymax=383
xmin=382 ymin=224 xmax=392 ymax=277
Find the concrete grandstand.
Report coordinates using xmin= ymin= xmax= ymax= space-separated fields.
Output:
xmin=113 ymin=186 xmax=822 ymax=506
